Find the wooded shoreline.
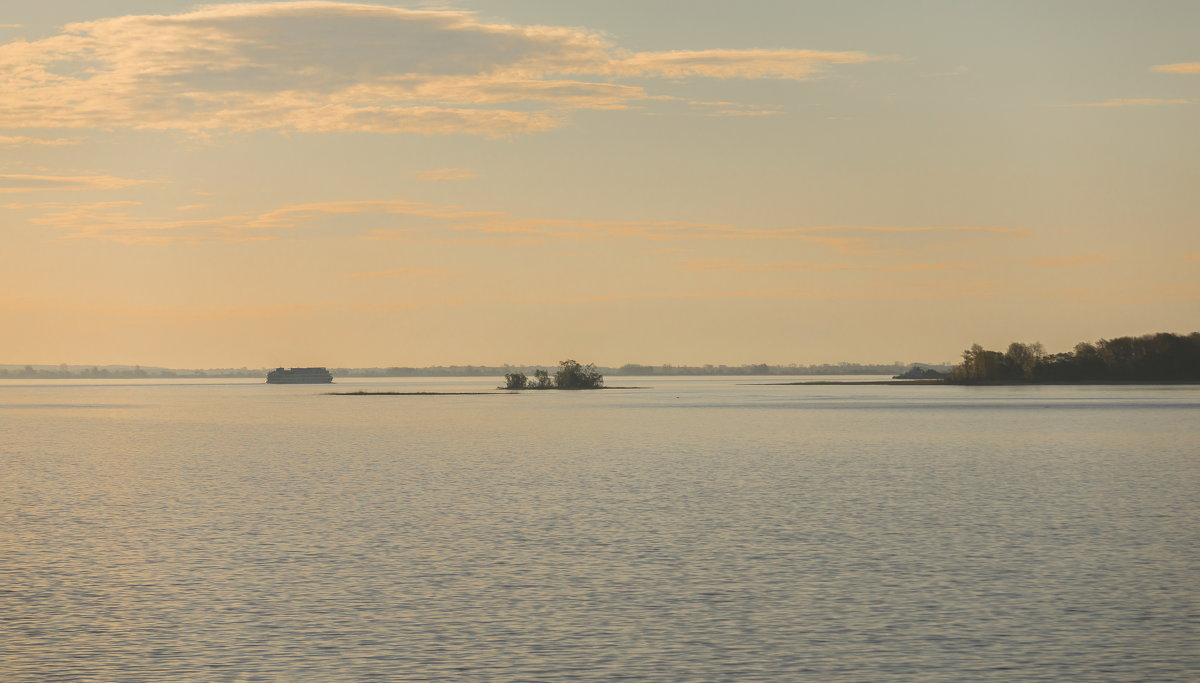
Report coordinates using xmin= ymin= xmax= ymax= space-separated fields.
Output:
xmin=754 ymin=379 xmax=1200 ymax=386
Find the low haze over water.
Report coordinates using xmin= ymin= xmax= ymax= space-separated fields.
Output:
xmin=3 ymin=377 xmax=1198 ymax=681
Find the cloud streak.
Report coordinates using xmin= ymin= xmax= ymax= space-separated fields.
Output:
xmin=28 ymin=195 xmax=1033 ymax=254
xmin=607 ymin=49 xmax=881 ymax=80
xmin=1061 ymin=98 xmax=1191 ymax=107
xmin=29 ymin=199 xmax=502 ymax=243
xmin=348 ymin=267 xmax=457 ymax=279
xmin=1016 ymin=254 xmax=1113 ymax=267
xmin=29 ymin=201 xmax=229 ymax=244
xmin=0 ymin=135 xmax=76 ymax=146
xmin=707 ymin=108 xmax=784 ymax=117
xmin=439 ymin=220 xmax=1031 ymax=250
xmin=676 ymin=258 xmax=978 ymax=272
xmin=0 ymin=173 xmax=153 ymax=193
xmin=0 ymin=2 xmax=882 ymax=136
xmin=412 ymin=168 xmax=478 ymax=181
xmin=1151 ymin=62 xmax=1200 ymax=74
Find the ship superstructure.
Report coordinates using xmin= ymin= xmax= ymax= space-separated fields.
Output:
xmin=266 ymin=367 xmax=333 ymax=384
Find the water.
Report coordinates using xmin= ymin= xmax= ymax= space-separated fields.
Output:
xmin=3 ymin=377 xmax=1197 ymax=681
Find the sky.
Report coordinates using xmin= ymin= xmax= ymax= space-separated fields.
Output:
xmin=1 ymin=0 xmax=1197 ymax=368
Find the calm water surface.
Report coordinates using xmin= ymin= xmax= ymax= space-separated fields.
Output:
xmin=3 ymin=377 xmax=1198 ymax=681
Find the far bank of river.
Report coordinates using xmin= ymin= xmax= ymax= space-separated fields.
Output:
xmin=752 ymin=379 xmax=1200 ymax=386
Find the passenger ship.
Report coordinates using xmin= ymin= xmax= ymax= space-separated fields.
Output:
xmin=266 ymin=367 xmax=333 ymax=384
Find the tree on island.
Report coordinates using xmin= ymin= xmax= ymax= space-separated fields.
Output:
xmin=502 ymin=360 xmax=604 ymax=390
xmin=555 ymin=359 xmax=604 ymax=389
xmin=949 ymin=332 xmax=1200 ymax=383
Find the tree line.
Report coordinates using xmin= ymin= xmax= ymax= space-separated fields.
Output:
xmin=336 ymin=361 xmax=944 ymax=377
xmin=949 ymin=332 xmax=1200 ymax=383
xmin=0 ymin=365 xmax=263 ymax=379
xmin=2 ymin=361 xmax=951 ymax=379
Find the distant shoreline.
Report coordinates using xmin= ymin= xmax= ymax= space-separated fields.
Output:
xmin=750 ymin=379 xmax=1200 ymax=386
xmin=326 ymin=391 xmax=508 ymax=396
xmin=0 ymin=362 xmax=943 ymax=380
xmin=328 ymin=387 xmax=649 ymax=395
xmin=497 ymin=386 xmax=649 ymax=391
xmin=747 ymin=380 xmax=946 ymax=386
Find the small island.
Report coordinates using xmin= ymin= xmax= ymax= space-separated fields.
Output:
xmin=502 ymin=359 xmax=604 ymax=390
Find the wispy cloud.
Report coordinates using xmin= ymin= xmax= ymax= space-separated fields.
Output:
xmin=607 ymin=49 xmax=883 ymax=80
xmin=690 ymin=101 xmax=784 ymax=117
xmin=28 ymin=195 xmax=1032 ymax=250
xmin=447 ymin=221 xmax=1031 ymax=250
xmin=1059 ymin=98 xmax=1191 ymax=108
xmin=1016 ymin=253 xmax=1113 ymax=267
xmin=493 ymin=281 xmax=1007 ymax=304
xmin=29 ymin=201 xmax=227 ymax=244
xmin=365 ymin=220 xmax=1029 ymax=254
xmin=676 ymin=258 xmax=977 ymax=272
xmin=0 ymin=135 xmax=76 ymax=147
xmin=348 ymin=267 xmax=457 ymax=279
xmin=708 ymin=108 xmax=784 ymax=118
xmin=29 ymin=198 xmax=499 ymax=243
xmin=412 ymin=167 xmax=478 ymax=181
xmin=1 ymin=201 xmax=77 ymax=211
xmin=0 ymin=2 xmax=883 ymax=136
xmin=1046 ymin=285 xmax=1200 ymax=303
xmin=0 ymin=173 xmax=153 ymax=193
xmin=0 ymin=298 xmax=341 ymax=321
xmin=1151 ymin=62 xmax=1200 ymax=75
xmin=244 ymin=200 xmax=500 ymax=231
xmin=578 ymin=283 xmax=1198 ymax=305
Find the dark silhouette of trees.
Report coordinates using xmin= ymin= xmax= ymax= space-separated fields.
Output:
xmin=1005 ymin=342 xmax=1045 ymax=381
xmin=953 ymin=344 xmax=1007 ymax=381
xmin=554 ymin=359 xmax=604 ymax=389
xmin=894 ymin=365 xmax=949 ymax=380
xmin=949 ymin=332 xmax=1200 ymax=383
xmin=499 ymin=360 xmax=604 ymax=390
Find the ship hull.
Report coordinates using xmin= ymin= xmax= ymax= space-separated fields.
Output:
xmin=266 ymin=367 xmax=333 ymax=384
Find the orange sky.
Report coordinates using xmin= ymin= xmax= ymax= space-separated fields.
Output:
xmin=1 ymin=1 xmax=1197 ymax=367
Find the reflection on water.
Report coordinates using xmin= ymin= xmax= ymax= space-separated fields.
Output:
xmin=3 ymin=377 xmax=1197 ymax=681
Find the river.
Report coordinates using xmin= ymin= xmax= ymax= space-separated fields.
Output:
xmin=3 ymin=377 xmax=1197 ymax=681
